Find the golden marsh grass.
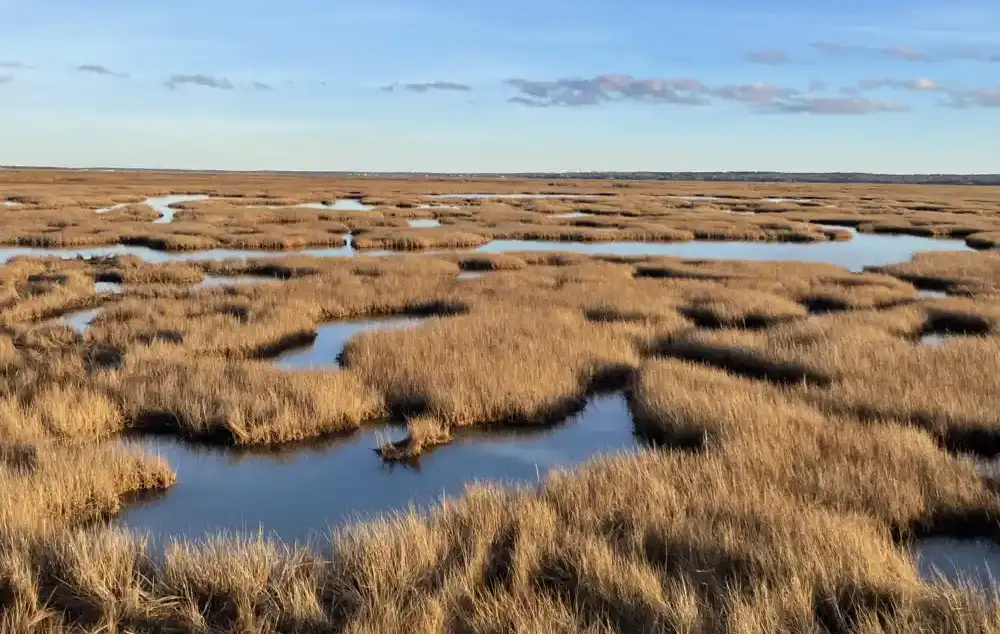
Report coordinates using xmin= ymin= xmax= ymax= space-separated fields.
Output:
xmin=1 ymin=170 xmax=1000 ymax=632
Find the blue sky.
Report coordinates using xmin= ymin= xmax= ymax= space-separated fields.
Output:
xmin=0 ymin=0 xmax=997 ymax=172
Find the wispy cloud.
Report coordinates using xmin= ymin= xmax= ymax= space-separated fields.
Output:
xmin=77 ymin=64 xmax=128 ymax=79
xmin=383 ymin=81 xmax=473 ymax=93
xmin=745 ymin=50 xmax=790 ymax=65
xmin=0 ymin=61 xmax=31 ymax=70
xmin=811 ymin=42 xmax=999 ymax=63
xmin=842 ymin=78 xmax=941 ymax=94
xmin=504 ymin=75 xmax=709 ymax=107
xmin=505 ymin=73 xmax=911 ymax=116
xmin=0 ymin=75 xmax=12 ymax=86
xmin=251 ymin=81 xmax=273 ymax=91
xmin=508 ymin=96 xmax=548 ymax=107
xmin=760 ymin=96 xmax=909 ymax=115
xmin=808 ymin=79 xmax=828 ymax=92
xmin=943 ymin=87 xmax=1000 ymax=108
xmin=165 ymin=74 xmax=234 ymax=90
xmin=709 ymin=83 xmax=799 ymax=104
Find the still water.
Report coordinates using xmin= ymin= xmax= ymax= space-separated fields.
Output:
xmin=119 ymin=394 xmax=638 ymax=543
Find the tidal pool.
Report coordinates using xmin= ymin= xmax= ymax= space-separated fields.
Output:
xmin=58 ymin=308 xmax=102 ymax=333
xmin=918 ymin=289 xmax=950 ymax=299
xmin=428 ymin=193 xmax=599 ymax=200
xmin=407 ymin=219 xmax=442 ymax=228
xmin=118 ymin=393 xmax=638 ymax=543
xmin=195 ymin=275 xmax=277 ymax=290
xmin=920 ymin=333 xmax=949 ymax=346
xmin=95 ymin=281 xmax=124 ymax=294
xmin=268 ymin=199 xmax=374 ymax=211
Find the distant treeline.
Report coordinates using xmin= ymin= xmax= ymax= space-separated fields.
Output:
xmin=7 ymin=166 xmax=1000 ymax=186
xmin=475 ymin=172 xmax=1000 ymax=186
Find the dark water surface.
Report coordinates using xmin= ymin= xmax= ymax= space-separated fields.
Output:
xmin=118 ymin=394 xmax=638 ymax=543
xmin=913 ymin=538 xmax=1000 ymax=591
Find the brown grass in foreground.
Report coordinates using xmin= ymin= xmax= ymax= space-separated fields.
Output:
xmin=3 ymin=440 xmax=1000 ymax=632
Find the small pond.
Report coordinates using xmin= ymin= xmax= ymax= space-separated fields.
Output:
xmin=58 ymin=308 xmax=101 ymax=333
xmin=428 ymin=193 xmax=599 ymax=200
xmin=918 ymin=290 xmax=950 ymax=299
xmin=95 ymin=281 xmax=124 ymax=294
xmin=118 ymin=393 xmax=638 ymax=543
xmin=407 ymin=219 xmax=442 ymax=228
xmin=195 ymin=275 xmax=277 ymax=290
xmin=284 ymin=200 xmax=375 ymax=211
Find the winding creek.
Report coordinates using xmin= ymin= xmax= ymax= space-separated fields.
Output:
xmin=0 ymin=229 xmax=974 ymax=272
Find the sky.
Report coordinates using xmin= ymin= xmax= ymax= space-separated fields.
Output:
xmin=0 ymin=0 xmax=998 ymax=173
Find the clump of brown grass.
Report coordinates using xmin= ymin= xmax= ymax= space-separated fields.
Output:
xmin=101 ymin=345 xmax=386 ymax=445
xmin=376 ymin=416 xmax=453 ymax=462
xmin=678 ymin=287 xmax=808 ymax=328
xmin=874 ymin=250 xmax=1000 ymax=296
xmin=0 ymin=439 xmax=174 ymax=532
xmin=344 ymin=306 xmax=639 ymax=426
xmin=451 ymin=253 xmax=527 ymax=271
xmin=967 ymin=231 xmax=1000 ymax=249
xmin=654 ymin=313 xmax=1000 ymax=455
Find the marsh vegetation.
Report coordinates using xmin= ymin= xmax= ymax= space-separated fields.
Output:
xmin=1 ymin=170 xmax=1000 ymax=632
